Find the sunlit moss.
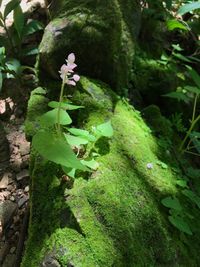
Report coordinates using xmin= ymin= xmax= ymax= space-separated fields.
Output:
xmin=22 ymin=77 xmax=200 ymax=267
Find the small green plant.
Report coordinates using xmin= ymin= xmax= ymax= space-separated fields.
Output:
xmin=32 ymin=53 xmax=113 ymax=180
xmin=162 ymin=175 xmax=200 ymax=235
xmin=0 ymin=46 xmax=21 ymax=90
xmin=0 ymin=0 xmax=43 ymax=58
xmin=162 ymin=44 xmax=200 ymax=156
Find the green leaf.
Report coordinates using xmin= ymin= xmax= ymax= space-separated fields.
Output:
xmin=182 ymin=189 xmax=200 ymax=209
xmin=168 ymin=215 xmax=192 ymax=235
xmin=64 ymin=134 xmax=88 ymax=147
xmin=94 ymin=121 xmax=113 ymax=137
xmin=167 ymin=20 xmax=188 ymax=31
xmin=22 ymin=20 xmax=43 ymax=36
xmin=190 ymin=131 xmax=200 ymax=139
xmin=68 ymin=128 xmax=96 ymax=142
xmin=62 ymin=166 xmax=76 ymax=178
xmin=161 ymin=197 xmax=182 ymax=211
xmin=40 ymin=108 xmax=72 ymax=126
xmin=32 ymin=131 xmax=87 ymax=170
xmin=14 ymin=4 xmax=24 ymax=38
xmin=81 ymin=159 xmax=99 ymax=170
xmin=184 ymin=86 xmax=200 ymax=94
xmin=5 ymin=58 xmax=21 ymax=77
xmin=172 ymin=52 xmax=193 ymax=63
xmin=156 ymin=160 xmax=168 ymax=169
xmin=164 ymin=92 xmax=188 ymax=102
xmin=4 ymin=0 xmax=20 ymax=19
xmin=172 ymin=44 xmax=184 ymax=51
xmin=188 ymin=68 xmax=200 ymax=88
xmin=0 ymin=71 xmax=3 ymax=91
xmin=178 ymin=2 xmax=200 ymax=15
xmin=186 ymin=167 xmax=200 ymax=179
xmin=48 ymin=101 xmax=84 ymax=110
xmin=21 ymin=47 xmax=39 ymax=56
xmin=176 ymin=180 xmax=188 ymax=188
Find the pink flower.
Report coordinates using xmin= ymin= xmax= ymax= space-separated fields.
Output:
xmin=59 ymin=53 xmax=80 ymax=86
xmin=73 ymin=74 xmax=80 ymax=82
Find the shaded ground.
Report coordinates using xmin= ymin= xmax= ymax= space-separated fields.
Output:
xmin=0 ymin=81 xmax=30 ymax=267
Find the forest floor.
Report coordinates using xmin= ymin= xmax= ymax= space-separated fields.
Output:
xmin=0 ymin=80 xmax=31 ymax=267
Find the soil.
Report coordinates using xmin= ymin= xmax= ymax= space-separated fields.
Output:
xmin=0 ymin=79 xmax=31 ymax=267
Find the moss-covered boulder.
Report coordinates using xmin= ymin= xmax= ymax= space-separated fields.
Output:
xmin=38 ymin=0 xmax=141 ymax=91
xmin=22 ymin=77 xmax=200 ymax=267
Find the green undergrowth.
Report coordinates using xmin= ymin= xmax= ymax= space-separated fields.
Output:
xmin=22 ymin=77 xmax=200 ymax=267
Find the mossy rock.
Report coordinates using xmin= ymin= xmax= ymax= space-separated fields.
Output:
xmin=131 ymin=55 xmax=181 ymax=111
xmin=142 ymin=104 xmax=173 ymax=138
xmin=25 ymin=87 xmax=49 ymax=140
xmin=38 ymin=0 xmax=141 ymax=91
xmin=22 ymin=77 xmax=200 ymax=267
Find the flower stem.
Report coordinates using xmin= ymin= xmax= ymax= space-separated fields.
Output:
xmin=57 ymin=75 xmax=66 ymax=135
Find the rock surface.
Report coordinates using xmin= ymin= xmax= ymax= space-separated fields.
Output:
xmin=38 ymin=0 xmax=140 ymax=91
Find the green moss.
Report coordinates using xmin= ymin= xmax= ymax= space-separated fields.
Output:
xmin=142 ymin=104 xmax=173 ymax=138
xmin=39 ymin=0 xmax=140 ymax=91
xmin=25 ymin=87 xmax=48 ymax=140
xmin=132 ymin=55 xmax=180 ymax=109
xmin=22 ymin=78 xmax=200 ymax=267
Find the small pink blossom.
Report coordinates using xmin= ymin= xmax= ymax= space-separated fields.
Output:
xmin=67 ymin=53 xmax=75 ymax=64
xmin=67 ymin=80 xmax=76 ymax=86
xmin=73 ymin=74 xmax=80 ymax=82
xmin=59 ymin=53 xmax=80 ymax=86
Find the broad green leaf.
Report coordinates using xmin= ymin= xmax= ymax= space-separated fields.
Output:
xmin=184 ymin=86 xmax=200 ymax=94
xmin=68 ymin=128 xmax=96 ymax=142
xmin=40 ymin=108 xmax=72 ymax=126
xmin=4 ymin=0 xmax=20 ymax=19
xmin=81 ymin=159 xmax=99 ymax=170
xmin=169 ymin=215 xmax=192 ymax=235
xmin=64 ymin=134 xmax=88 ymax=147
xmin=5 ymin=58 xmax=21 ymax=77
xmin=190 ymin=131 xmax=200 ymax=139
xmin=161 ymin=197 xmax=182 ymax=211
xmin=178 ymin=2 xmax=200 ymax=15
xmin=62 ymin=166 xmax=76 ymax=178
xmin=48 ymin=101 xmax=84 ymax=110
xmin=172 ymin=44 xmax=184 ymax=51
xmin=176 ymin=180 xmax=188 ymax=188
xmin=182 ymin=189 xmax=200 ymax=209
xmin=188 ymin=68 xmax=200 ymax=88
xmin=22 ymin=20 xmax=43 ymax=36
xmin=186 ymin=167 xmax=200 ymax=179
xmin=164 ymin=92 xmax=188 ymax=102
xmin=0 ymin=71 xmax=2 ymax=91
xmin=32 ymin=131 xmax=87 ymax=170
xmin=172 ymin=52 xmax=193 ymax=63
xmin=95 ymin=121 xmax=113 ymax=137
xmin=0 ymin=46 xmax=5 ymax=55
xmin=176 ymin=73 xmax=185 ymax=80
xmin=21 ymin=47 xmax=39 ymax=56
xmin=14 ymin=4 xmax=24 ymax=38
xmin=167 ymin=20 xmax=188 ymax=31
xmin=156 ymin=160 xmax=168 ymax=169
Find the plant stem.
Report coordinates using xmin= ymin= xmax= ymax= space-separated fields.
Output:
xmin=179 ymin=114 xmax=200 ymax=152
xmin=3 ymin=20 xmax=16 ymax=55
xmin=57 ymin=75 xmax=66 ymax=135
xmin=192 ymin=94 xmax=198 ymax=123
